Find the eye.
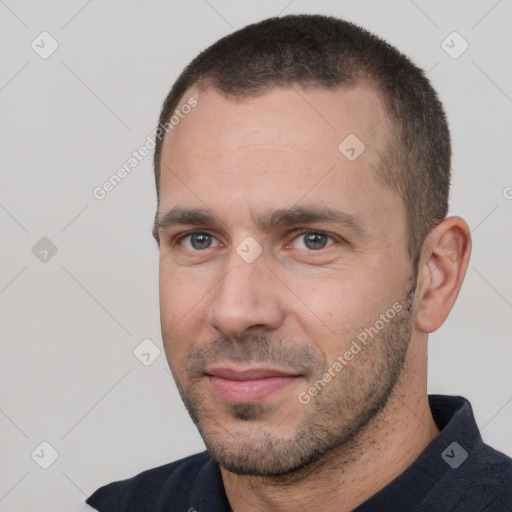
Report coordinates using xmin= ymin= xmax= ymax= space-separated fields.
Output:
xmin=179 ymin=232 xmax=221 ymax=251
xmin=290 ymin=230 xmax=336 ymax=250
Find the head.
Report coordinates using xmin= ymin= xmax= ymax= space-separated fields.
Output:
xmin=152 ymin=15 xmax=470 ymax=476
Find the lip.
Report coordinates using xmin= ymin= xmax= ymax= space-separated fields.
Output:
xmin=206 ymin=366 xmax=301 ymax=380
xmin=205 ymin=366 xmax=303 ymax=404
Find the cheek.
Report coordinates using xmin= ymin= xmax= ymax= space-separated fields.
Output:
xmin=289 ymin=272 xmax=400 ymax=354
xmin=159 ymin=258 xmax=209 ymax=323
xmin=159 ymin=262 xmax=213 ymax=364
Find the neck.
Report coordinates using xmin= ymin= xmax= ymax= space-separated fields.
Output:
xmin=220 ymin=338 xmax=439 ymax=512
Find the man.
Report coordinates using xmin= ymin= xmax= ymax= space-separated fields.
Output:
xmin=86 ymin=14 xmax=512 ymax=512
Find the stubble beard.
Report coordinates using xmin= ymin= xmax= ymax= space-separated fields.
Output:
xmin=170 ymin=279 xmax=416 ymax=478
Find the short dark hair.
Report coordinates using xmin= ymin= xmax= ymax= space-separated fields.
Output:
xmin=153 ymin=14 xmax=451 ymax=264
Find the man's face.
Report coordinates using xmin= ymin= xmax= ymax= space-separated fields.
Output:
xmin=157 ymin=84 xmax=416 ymax=476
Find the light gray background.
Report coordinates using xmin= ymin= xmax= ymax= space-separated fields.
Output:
xmin=1 ymin=1 xmax=511 ymax=510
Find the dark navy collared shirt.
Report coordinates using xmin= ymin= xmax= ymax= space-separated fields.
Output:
xmin=86 ymin=395 xmax=512 ymax=511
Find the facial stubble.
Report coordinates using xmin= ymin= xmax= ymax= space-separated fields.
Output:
xmin=169 ymin=278 xmax=416 ymax=477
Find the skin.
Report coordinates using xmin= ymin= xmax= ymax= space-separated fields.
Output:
xmin=154 ymin=84 xmax=471 ymax=511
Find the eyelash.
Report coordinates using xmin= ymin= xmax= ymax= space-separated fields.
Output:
xmin=174 ymin=229 xmax=339 ymax=251
xmin=289 ymin=229 xmax=337 ymax=249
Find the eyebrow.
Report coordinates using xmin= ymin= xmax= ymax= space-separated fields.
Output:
xmin=153 ymin=205 xmax=367 ymax=241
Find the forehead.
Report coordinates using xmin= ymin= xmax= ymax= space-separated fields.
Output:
xmin=163 ymin=83 xmax=389 ymax=165
xmin=158 ymin=83 xmax=400 ymax=232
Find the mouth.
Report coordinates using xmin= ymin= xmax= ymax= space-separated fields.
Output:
xmin=204 ymin=365 xmax=304 ymax=404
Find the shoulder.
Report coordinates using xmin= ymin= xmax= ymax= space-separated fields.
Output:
xmin=86 ymin=451 xmax=219 ymax=512
xmin=434 ymin=434 xmax=512 ymax=510
xmin=469 ymin=442 xmax=512 ymax=508
xmin=435 ymin=395 xmax=512 ymax=508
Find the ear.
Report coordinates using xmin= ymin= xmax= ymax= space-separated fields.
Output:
xmin=414 ymin=216 xmax=471 ymax=333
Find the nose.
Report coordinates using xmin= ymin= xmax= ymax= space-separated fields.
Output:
xmin=207 ymin=251 xmax=285 ymax=339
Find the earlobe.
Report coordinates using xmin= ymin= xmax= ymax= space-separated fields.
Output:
xmin=415 ymin=217 xmax=471 ymax=333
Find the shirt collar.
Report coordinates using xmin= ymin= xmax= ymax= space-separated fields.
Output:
xmin=353 ymin=394 xmax=481 ymax=510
